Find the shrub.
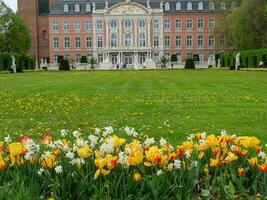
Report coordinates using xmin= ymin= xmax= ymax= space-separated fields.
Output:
xmin=185 ymin=59 xmax=195 ymax=69
xmin=0 ymin=53 xmax=36 ymax=71
xmin=59 ymin=58 xmax=70 ymax=71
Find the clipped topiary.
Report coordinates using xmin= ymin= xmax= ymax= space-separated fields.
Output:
xmin=184 ymin=59 xmax=195 ymax=69
xmin=59 ymin=58 xmax=70 ymax=71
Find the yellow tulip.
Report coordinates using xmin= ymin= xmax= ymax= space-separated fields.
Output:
xmin=112 ymin=135 xmax=125 ymax=148
xmin=198 ymin=151 xmax=205 ymax=159
xmin=206 ymin=135 xmax=219 ymax=148
xmin=0 ymin=156 xmax=6 ymax=170
xmin=133 ymin=172 xmax=142 ymax=183
xmin=95 ymin=158 xmax=106 ymax=169
xmin=209 ymin=158 xmax=219 ymax=167
xmin=240 ymin=137 xmax=260 ymax=148
xmin=181 ymin=141 xmax=193 ymax=151
xmin=41 ymin=155 xmax=56 ymax=168
xmin=77 ymin=146 xmax=92 ymax=158
xmin=248 ymin=157 xmax=258 ymax=167
xmin=128 ymin=151 xmax=143 ymax=166
xmin=9 ymin=143 xmax=23 ymax=156
xmin=225 ymin=152 xmax=238 ymax=163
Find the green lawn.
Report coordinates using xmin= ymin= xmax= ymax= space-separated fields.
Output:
xmin=0 ymin=70 xmax=267 ymax=143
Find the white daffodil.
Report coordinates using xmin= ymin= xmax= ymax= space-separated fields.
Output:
xmin=4 ymin=135 xmax=11 ymax=143
xmin=187 ymin=134 xmax=195 ymax=141
xmin=37 ymin=168 xmax=45 ymax=176
xmin=60 ymin=129 xmax=68 ymax=137
xmin=55 ymin=165 xmax=63 ymax=174
xmin=156 ymin=170 xmax=163 ymax=176
xmin=144 ymin=137 xmax=155 ymax=147
xmin=160 ymin=137 xmax=167 ymax=147
xmin=66 ymin=151 xmax=75 ymax=159
xmin=88 ymin=135 xmax=98 ymax=148
xmin=258 ymin=151 xmax=266 ymax=160
xmin=73 ymin=131 xmax=81 ymax=138
xmin=221 ymin=130 xmax=227 ymax=137
xmin=173 ymin=159 xmax=181 ymax=169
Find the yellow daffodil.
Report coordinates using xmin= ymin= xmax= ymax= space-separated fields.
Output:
xmin=206 ymin=134 xmax=219 ymax=148
xmin=181 ymin=141 xmax=193 ymax=151
xmin=112 ymin=135 xmax=125 ymax=148
xmin=77 ymin=145 xmax=92 ymax=158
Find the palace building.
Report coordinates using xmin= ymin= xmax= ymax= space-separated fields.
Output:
xmin=18 ymin=0 xmax=228 ymax=69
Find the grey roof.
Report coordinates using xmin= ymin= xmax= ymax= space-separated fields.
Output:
xmin=49 ymin=0 xmax=221 ymax=15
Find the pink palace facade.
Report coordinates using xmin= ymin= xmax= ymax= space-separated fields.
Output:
xmin=48 ymin=0 xmax=227 ymax=68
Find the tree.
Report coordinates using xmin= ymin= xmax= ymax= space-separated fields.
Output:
xmin=88 ymin=56 xmax=97 ymax=69
xmin=0 ymin=1 xmax=31 ymax=54
xmin=160 ymin=55 xmax=169 ymax=68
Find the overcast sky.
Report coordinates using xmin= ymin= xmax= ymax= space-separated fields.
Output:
xmin=3 ymin=0 xmax=17 ymax=12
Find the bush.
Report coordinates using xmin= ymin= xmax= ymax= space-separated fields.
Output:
xmin=59 ymin=58 xmax=70 ymax=71
xmin=185 ymin=59 xmax=195 ymax=69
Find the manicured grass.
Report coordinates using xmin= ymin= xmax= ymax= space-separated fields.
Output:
xmin=0 ymin=70 xmax=267 ymax=143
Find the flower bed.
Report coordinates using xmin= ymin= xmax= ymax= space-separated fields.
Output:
xmin=0 ymin=127 xmax=267 ymax=199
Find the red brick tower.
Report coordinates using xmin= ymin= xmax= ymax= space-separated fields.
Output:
xmin=18 ymin=0 xmax=56 ymax=66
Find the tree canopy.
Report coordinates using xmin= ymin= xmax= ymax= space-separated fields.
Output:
xmin=0 ymin=1 xmax=31 ymax=54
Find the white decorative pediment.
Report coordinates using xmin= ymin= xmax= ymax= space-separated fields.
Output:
xmin=107 ymin=3 xmax=149 ymax=15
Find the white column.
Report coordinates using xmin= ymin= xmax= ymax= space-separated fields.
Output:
xmin=147 ymin=18 xmax=151 ymax=47
xmin=134 ymin=19 xmax=138 ymax=47
xmin=119 ymin=19 xmax=122 ymax=46
xmin=105 ymin=19 xmax=109 ymax=48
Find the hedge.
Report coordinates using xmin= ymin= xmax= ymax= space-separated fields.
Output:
xmin=220 ymin=49 xmax=267 ymax=68
xmin=0 ymin=52 xmax=36 ymax=72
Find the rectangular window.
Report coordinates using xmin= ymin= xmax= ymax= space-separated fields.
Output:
xmin=86 ymin=37 xmax=92 ymax=48
xmin=96 ymin=20 xmax=103 ymax=30
xmin=176 ymin=19 xmax=181 ymax=29
xmin=75 ymin=37 xmax=81 ymax=48
xmin=198 ymin=19 xmax=203 ymax=30
xmin=187 ymin=52 xmax=193 ymax=59
xmin=86 ymin=21 xmax=92 ymax=30
xmin=198 ymin=35 xmax=203 ymax=47
xmin=164 ymin=20 xmax=171 ymax=29
xmin=153 ymin=20 xmax=159 ymax=29
xmin=76 ymin=54 xmax=81 ymax=63
xmin=209 ymin=36 xmax=215 ymax=47
xmin=187 ymin=35 xmax=192 ymax=47
xmin=97 ymin=37 xmax=103 ymax=47
xmin=53 ymin=21 xmax=59 ymax=31
xmin=75 ymin=21 xmax=81 ymax=31
xmin=176 ymin=36 xmax=181 ymax=47
xmin=199 ymin=52 xmax=204 ymax=61
xmin=98 ymin=54 xmax=103 ymax=62
xmin=53 ymin=38 xmax=59 ymax=49
xmin=64 ymin=37 xmax=70 ymax=48
xmin=165 ymin=36 xmax=170 ymax=47
xmin=153 ymin=36 xmax=159 ymax=47
xmin=153 ymin=53 xmax=159 ymax=62
xmin=187 ymin=19 xmax=193 ymax=30
xmin=64 ymin=21 xmax=70 ymax=31
xmin=209 ymin=19 xmax=216 ymax=29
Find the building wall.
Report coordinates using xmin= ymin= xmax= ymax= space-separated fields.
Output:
xmin=18 ymin=0 xmax=38 ymax=57
xmin=163 ymin=13 xmax=218 ymax=62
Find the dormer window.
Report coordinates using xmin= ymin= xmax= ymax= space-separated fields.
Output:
xmin=86 ymin=3 xmax=91 ymax=12
xmin=221 ymin=2 xmax=226 ymax=10
xmin=198 ymin=2 xmax=203 ymax=10
xmin=187 ymin=2 xmax=192 ymax=11
xmin=176 ymin=2 xmax=181 ymax=10
xmin=75 ymin=4 xmax=80 ymax=12
xmin=165 ymin=2 xmax=170 ymax=11
xmin=209 ymin=2 xmax=215 ymax=10
xmin=63 ymin=4 xmax=69 ymax=12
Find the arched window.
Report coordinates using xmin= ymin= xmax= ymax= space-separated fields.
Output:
xmin=198 ymin=2 xmax=203 ymax=10
xmin=125 ymin=19 xmax=132 ymax=28
xmin=125 ymin=34 xmax=132 ymax=47
xmin=110 ymin=20 xmax=117 ymax=29
xmin=86 ymin=3 xmax=91 ymax=12
xmin=139 ymin=19 xmax=146 ymax=28
xmin=139 ymin=34 xmax=146 ymax=47
xmin=63 ymin=4 xmax=69 ymax=12
xmin=187 ymin=2 xmax=192 ymax=10
xmin=111 ymin=34 xmax=117 ymax=47
xmin=75 ymin=4 xmax=80 ymax=12
xmin=165 ymin=2 xmax=170 ymax=11
xmin=209 ymin=2 xmax=215 ymax=10
xmin=176 ymin=2 xmax=181 ymax=10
